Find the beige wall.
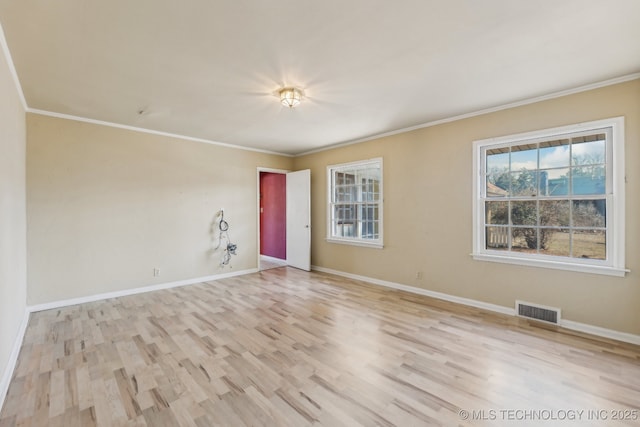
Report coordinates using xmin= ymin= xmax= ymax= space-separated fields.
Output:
xmin=27 ymin=114 xmax=292 ymax=304
xmin=0 ymin=38 xmax=27 ymax=386
xmin=294 ymin=79 xmax=640 ymax=335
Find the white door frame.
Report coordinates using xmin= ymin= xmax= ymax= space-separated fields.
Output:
xmin=256 ymin=167 xmax=289 ymax=269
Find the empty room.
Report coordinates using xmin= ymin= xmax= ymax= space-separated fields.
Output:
xmin=1 ymin=1 xmax=639 ymax=426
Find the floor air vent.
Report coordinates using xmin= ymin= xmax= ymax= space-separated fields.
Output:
xmin=516 ymin=300 xmax=560 ymax=324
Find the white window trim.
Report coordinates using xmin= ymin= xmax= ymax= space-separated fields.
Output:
xmin=472 ymin=117 xmax=628 ymax=277
xmin=326 ymin=158 xmax=384 ymax=249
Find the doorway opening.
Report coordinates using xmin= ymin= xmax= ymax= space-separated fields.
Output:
xmin=257 ymin=167 xmax=311 ymax=272
xmin=259 ymin=170 xmax=287 ymax=271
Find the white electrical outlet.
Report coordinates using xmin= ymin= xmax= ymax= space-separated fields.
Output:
xmin=153 ymin=268 xmax=160 ymax=277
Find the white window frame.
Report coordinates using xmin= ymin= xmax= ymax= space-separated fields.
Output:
xmin=327 ymin=158 xmax=383 ymax=248
xmin=472 ymin=117 xmax=628 ymax=277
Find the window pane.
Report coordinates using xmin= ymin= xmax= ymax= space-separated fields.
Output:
xmin=487 ymin=174 xmax=510 ymax=197
xmin=486 ymin=149 xmax=509 ymax=174
xmin=333 ymin=221 xmax=347 ymax=237
xmin=335 ymin=187 xmax=347 ymax=202
xmin=334 ymin=204 xmax=355 ymax=222
xmin=367 ymin=204 xmax=379 ymax=221
xmin=511 ymin=201 xmax=537 ymax=226
xmin=572 ymin=230 xmax=605 ymax=260
xmin=344 ymin=173 xmax=355 ymax=185
xmin=331 ymin=221 xmax=340 ymax=237
xmin=362 ymin=220 xmax=377 ymax=239
xmin=485 ymin=201 xmax=508 ymax=225
xmin=572 ymin=200 xmax=606 ymax=228
xmin=361 ymin=179 xmax=369 ymax=201
xmin=333 ymin=221 xmax=355 ymax=238
xmin=539 ymin=228 xmax=570 ymax=257
xmin=510 ymin=171 xmax=538 ymax=196
xmin=512 ymin=228 xmax=538 ymax=252
xmin=361 ymin=178 xmax=380 ymax=202
xmin=372 ymin=180 xmax=380 ymax=201
xmin=334 ymin=173 xmax=357 ymax=201
xmin=539 ymin=200 xmax=569 ymax=227
xmin=486 ymin=226 xmax=509 ymax=250
xmin=542 ymin=168 xmax=569 ymax=196
xmin=539 ymin=139 xmax=570 ymax=169
xmin=510 ymin=143 xmax=537 ymax=171
xmin=572 ymin=136 xmax=605 ymax=167
xmin=571 ymin=166 xmax=605 ymax=195
xmin=486 ymin=148 xmax=511 ymax=196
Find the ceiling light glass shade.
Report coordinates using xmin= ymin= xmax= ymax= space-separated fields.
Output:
xmin=279 ymin=87 xmax=302 ymax=108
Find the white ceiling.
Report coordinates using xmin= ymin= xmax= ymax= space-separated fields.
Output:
xmin=1 ymin=1 xmax=639 ymax=155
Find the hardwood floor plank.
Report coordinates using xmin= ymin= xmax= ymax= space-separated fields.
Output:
xmin=113 ymin=368 xmax=143 ymax=420
xmin=243 ymin=385 xmax=297 ymax=427
xmin=48 ymin=370 xmax=65 ymax=418
xmin=2 ymin=268 xmax=639 ymax=426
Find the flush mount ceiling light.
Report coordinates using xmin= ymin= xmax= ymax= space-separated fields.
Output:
xmin=279 ymin=87 xmax=303 ymax=108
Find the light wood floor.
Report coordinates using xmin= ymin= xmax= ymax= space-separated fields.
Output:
xmin=259 ymin=255 xmax=287 ymax=271
xmin=1 ymin=268 xmax=639 ymax=426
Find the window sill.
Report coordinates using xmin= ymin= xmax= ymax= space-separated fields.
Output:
xmin=472 ymin=253 xmax=629 ymax=277
xmin=326 ymin=238 xmax=383 ymax=249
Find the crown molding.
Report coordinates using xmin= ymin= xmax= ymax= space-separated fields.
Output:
xmin=27 ymin=109 xmax=294 ymax=157
xmin=0 ymin=22 xmax=27 ymax=111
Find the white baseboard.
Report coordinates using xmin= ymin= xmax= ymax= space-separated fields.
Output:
xmin=561 ymin=320 xmax=640 ymax=345
xmin=312 ymin=265 xmax=515 ymax=316
xmin=0 ymin=309 xmax=30 ymax=410
xmin=311 ymin=265 xmax=640 ymax=346
xmin=28 ymin=268 xmax=258 ymax=313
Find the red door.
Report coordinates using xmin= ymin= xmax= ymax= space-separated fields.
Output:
xmin=260 ymin=172 xmax=286 ymax=259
